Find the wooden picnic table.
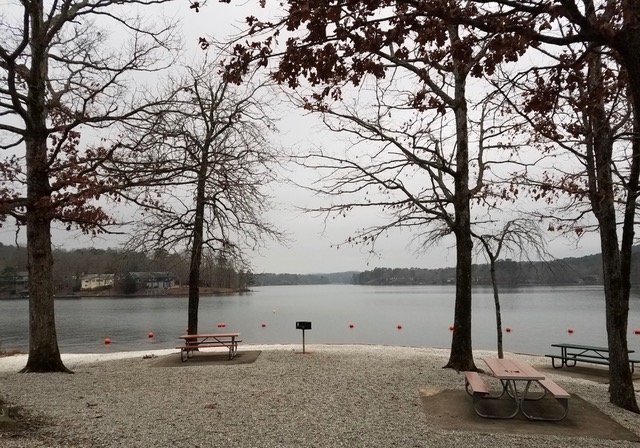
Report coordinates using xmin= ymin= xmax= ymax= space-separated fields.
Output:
xmin=464 ymin=358 xmax=569 ymax=421
xmin=176 ymin=332 xmax=241 ymax=362
xmin=546 ymin=343 xmax=639 ymax=372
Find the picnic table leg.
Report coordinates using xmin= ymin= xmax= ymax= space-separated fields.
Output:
xmin=505 ymin=379 xmax=546 ymax=401
xmin=231 ymin=339 xmax=238 ymax=359
xmin=521 ymin=396 xmax=569 ymax=421
xmin=470 ymin=380 xmax=519 ymax=419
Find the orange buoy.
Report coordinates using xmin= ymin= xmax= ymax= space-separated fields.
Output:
xmin=396 ymin=324 xmax=403 ymax=330
xmin=448 ymin=325 xmax=454 ymax=331
xmin=260 ymin=323 xmax=267 ymax=328
xmin=505 ymin=327 xmax=512 ymax=333
xmin=104 ymin=337 xmax=112 ymax=345
xmin=567 ymin=327 xmax=574 ymax=334
xmin=634 ymin=328 xmax=640 ymax=335
xmin=348 ymin=323 xmax=355 ymax=329
xmin=148 ymin=331 xmax=155 ymax=338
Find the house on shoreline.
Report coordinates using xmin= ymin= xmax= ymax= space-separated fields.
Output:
xmin=80 ymin=273 xmax=115 ymax=291
xmin=79 ymin=272 xmax=176 ymax=293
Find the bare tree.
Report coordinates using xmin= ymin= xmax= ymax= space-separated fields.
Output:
xmin=474 ymin=219 xmax=550 ymax=359
xmin=0 ymin=0 xmax=178 ymax=372
xmin=114 ymin=62 xmax=282 ymax=334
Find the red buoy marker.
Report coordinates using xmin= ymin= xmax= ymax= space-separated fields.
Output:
xmin=104 ymin=337 xmax=112 ymax=345
xmin=448 ymin=325 xmax=454 ymax=331
xmin=148 ymin=331 xmax=155 ymax=339
xmin=396 ymin=324 xmax=403 ymax=330
xmin=261 ymin=323 xmax=267 ymax=328
xmin=505 ymin=327 xmax=512 ymax=333
xmin=217 ymin=322 xmax=227 ymax=328
xmin=349 ymin=323 xmax=355 ymax=329
xmin=567 ymin=327 xmax=574 ymax=334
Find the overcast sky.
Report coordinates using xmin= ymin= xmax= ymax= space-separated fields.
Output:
xmin=0 ymin=1 xmax=607 ymax=274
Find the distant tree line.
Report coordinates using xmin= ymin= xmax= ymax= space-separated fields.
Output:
xmin=252 ymin=272 xmax=357 ymax=286
xmin=354 ymin=250 xmax=640 ymax=287
xmin=0 ymin=244 xmax=250 ymax=296
xmin=250 ymin=248 xmax=640 ymax=287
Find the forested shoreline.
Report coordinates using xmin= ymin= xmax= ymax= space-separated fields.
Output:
xmin=0 ymin=244 xmax=250 ymax=297
xmin=256 ymin=248 xmax=640 ymax=287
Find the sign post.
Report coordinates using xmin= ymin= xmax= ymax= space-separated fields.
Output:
xmin=295 ymin=321 xmax=312 ymax=354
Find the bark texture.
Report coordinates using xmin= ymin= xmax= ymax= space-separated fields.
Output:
xmin=20 ymin=2 xmax=68 ymax=373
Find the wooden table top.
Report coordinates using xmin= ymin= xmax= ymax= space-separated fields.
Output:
xmin=550 ymin=343 xmax=634 ymax=353
xmin=483 ymin=357 xmax=545 ymax=381
xmin=178 ymin=332 xmax=240 ymax=339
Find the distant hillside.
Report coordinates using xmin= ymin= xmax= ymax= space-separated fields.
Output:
xmin=354 ymin=247 xmax=640 ymax=286
xmin=251 ymin=271 xmax=358 ymax=286
xmin=253 ymin=247 xmax=640 ymax=287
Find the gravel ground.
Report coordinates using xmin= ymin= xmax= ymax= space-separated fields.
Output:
xmin=1 ymin=344 xmax=639 ymax=447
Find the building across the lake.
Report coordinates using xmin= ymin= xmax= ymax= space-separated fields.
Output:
xmin=78 ymin=272 xmax=176 ymax=293
xmin=80 ymin=273 xmax=115 ymax=291
xmin=129 ymin=272 xmax=175 ymax=289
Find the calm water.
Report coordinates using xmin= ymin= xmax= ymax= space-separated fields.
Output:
xmin=2 ymin=284 xmax=640 ymax=355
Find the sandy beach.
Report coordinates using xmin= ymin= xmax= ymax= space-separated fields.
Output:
xmin=1 ymin=345 xmax=640 ymax=447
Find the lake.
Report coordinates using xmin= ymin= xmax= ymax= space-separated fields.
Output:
xmin=2 ymin=284 xmax=640 ymax=355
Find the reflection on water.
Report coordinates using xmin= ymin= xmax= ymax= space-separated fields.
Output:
xmin=2 ymin=284 xmax=640 ymax=355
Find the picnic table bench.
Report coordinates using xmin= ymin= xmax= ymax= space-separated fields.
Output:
xmin=546 ymin=343 xmax=640 ymax=372
xmin=464 ymin=357 xmax=569 ymax=421
xmin=176 ymin=332 xmax=241 ymax=362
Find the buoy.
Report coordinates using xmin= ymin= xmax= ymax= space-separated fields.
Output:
xmin=104 ymin=337 xmax=112 ymax=345
xmin=261 ymin=323 xmax=267 ymax=328
xmin=348 ymin=323 xmax=355 ymax=329
xmin=148 ymin=331 xmax=155 ymax=338
xmin=448 ymin=325 xmax=454 ymax=331
xmin=567 ymin=327 xmax=574 ymax=334
xmin=397 ymin=324 xmax=403 ymax=330
xmin=635 ymin=328 xmax=640 ymax=335
xmin=217 ymin=322 xmax=227 ymax=328
xmin=505 ymin=327 xmax=512 ymax=333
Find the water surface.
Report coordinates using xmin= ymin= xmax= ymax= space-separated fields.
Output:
xmin=2 ymin=284 xmax=640 ymax=355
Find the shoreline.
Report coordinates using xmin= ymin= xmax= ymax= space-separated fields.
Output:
xmin=0 ymin=343 xmax=457 ymax=372
xmin=0 ymin=286 xmax=250 ymax=301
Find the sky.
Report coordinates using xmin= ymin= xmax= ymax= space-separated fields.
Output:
xmin=0 ymin=1 xmax=608 ymax=274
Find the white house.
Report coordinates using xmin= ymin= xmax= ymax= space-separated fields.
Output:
xmin=80 ymin=273 xmax=115 ymax=290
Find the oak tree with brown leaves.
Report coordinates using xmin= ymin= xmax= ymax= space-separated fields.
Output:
xmin=468 ymin=0 xmax=640 ymax=412
xmin=0 ymin=0 xmax=177 ymax=372
xmin=223 ymin=0 xmax=531 ymax=372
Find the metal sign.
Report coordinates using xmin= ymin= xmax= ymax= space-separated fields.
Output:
xmin=296 ymin=321 xmax=312 ymax=353
xmin=296 ymin=321 xmax=312 ymax=330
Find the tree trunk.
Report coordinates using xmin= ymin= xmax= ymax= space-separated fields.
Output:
xmin=446 ymin=224 xmax=475 ymax=371
xmin=489 ymin=258 xmax=503 ymax=359
xmin=599 ymin=222 xmax=637 ymax=411
xmin=187 ymin=229 xmax=202 ymax=335
xmin=187 ymin=150 xmax=210 ymax=335
xmin=445 ymin=24 xmax=476 ymax=371
xmin=21 ymin=1 xmax=69 ymax=373
xmin=21 ymin=185 xmax=68 ymax=373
